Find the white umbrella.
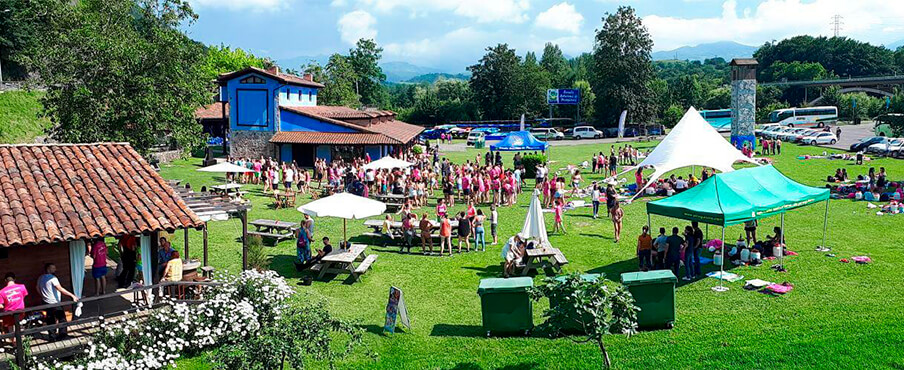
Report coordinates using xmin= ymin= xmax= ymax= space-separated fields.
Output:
xmin=196 ymin=162 xmax=251 ymax=173
xmin=520 ymin=189 xmax=550 ymax=248
xmin=298 ymin=192 xmax=387 ymax=243
xmin=363 ymin=156 xmax=414 ymax=171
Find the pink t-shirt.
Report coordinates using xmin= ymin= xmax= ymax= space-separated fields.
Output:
xmin=0 ymin=284 xmax=28 ymax=312
xmin=554 ymin=205 xmax=564 ymax=222
xmin=91 ymin=240 xmax=108 ymax=268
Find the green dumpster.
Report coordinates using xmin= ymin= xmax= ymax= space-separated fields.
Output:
xmin=620 ymin=270 xmax=677 ymax=329
xmin=477 ymin=277 xmax=533 ymax=336
xmin=550 ymin=274 xmax=602 ymax=333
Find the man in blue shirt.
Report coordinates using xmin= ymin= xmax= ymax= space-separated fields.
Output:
xmin=664 ymin=227 xmax=684 ymax=278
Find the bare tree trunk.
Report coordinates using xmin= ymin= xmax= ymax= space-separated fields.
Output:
xmin=598 ymin=339 xmax=611 ymax=369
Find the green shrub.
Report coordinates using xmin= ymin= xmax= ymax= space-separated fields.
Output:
xmin=411 ymin=145 xmax=424 ymax=155
xmin=246 ymin=235 xmax=271 ymax=270
xmin=521 ymin=153 xmax=547 ymax=178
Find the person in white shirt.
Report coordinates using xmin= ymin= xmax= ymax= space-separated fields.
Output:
xmin=491 ymin=204 xmax=499 ymax=245
xmin=675 ymin=177 xmax=688 ymax=191
xmin=37 ymin=263 xmax=79 ymax=340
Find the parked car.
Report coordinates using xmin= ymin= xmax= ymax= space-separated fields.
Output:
xmin=572 ymin=126 xmax=604 ymax=139
xmin=466 ymin=131 xmax=486 ymax=146
xmin=529 ymin=127 xmax=564 ymax=140
xmin=850 ymin=136 xmax=887 ymax=152
xmin=420 ymin=128 xmax=448 ymax=140
xmin=448 ymin=127 xmax=470 ymax=138
xmin=791 ymin=129 xmax=819 ymax=143
xmin=471 ymin=127 xmax=500 ymax=134
xmin=756 ymin=124 xmax=781 ymax=137
xmin=765 ymin=126 xmax=794 ymax=140
xmin=645 ymin=124 xmax=666 ymax=136
xmin=867 ymin=138 xmax=904 ymax=154
xmin=777 ymin=128 xmax=808 ymax=142
xmin=800 ymin=131 xmax=838 ymax=145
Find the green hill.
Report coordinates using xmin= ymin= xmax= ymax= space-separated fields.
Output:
xmin=405 ymin=72 xmax=469 ymax=84
xmin=0 ymin=90 xmax=51 ymax=143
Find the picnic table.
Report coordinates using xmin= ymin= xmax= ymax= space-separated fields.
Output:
xmin=521 ymin=247 xmax=568 ymax=275
xmin=373 ymin=193 xmax=408 ymax=211
xmin=211 ymin=183 xmax=246 ymax=200
xmin=248 ymin=219 xmax=299 ymax=242
xmin=313 ymin=244 xmax=377 ymax=281
xmin=273 ymin=190 xmax=297 ymax=209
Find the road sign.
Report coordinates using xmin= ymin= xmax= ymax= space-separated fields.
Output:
xmin=547 ymin=89 xmax=580 ymax=105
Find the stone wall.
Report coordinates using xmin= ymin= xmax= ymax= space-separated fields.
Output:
xmin=231 ymin=130 xmax=277 ymax=159
xmin=150 ymin=149 xmax=183 ymax=164
xmin=730 ymin=79 xmax=757 ymax=149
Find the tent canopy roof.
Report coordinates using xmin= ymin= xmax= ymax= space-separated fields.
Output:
xmin=646 ymin=165 xmax=829 ymax=226
xmin=490 ymin=131 xmax=549 ymax=152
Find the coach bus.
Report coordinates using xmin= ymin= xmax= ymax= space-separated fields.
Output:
xmin=767 ymin=106 xmax=838 ymax=127
xmin=699 ymin=109 xmax=732 ymax=132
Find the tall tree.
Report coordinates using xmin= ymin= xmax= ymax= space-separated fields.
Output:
xmin=200 ymin=45 xmax=270 ymax=83
xmin=348 ymin=38 xmax=388 ymax=107
xmin=541 ymin=43 xmax=570 ymax=88
xmin=591 ymin=6 xmax=656 ymax=125
xmin=518 ymin=51 xmax=551 ymax=117
xmin=316 ymin=54 xmax=360 ymax=107
xmin=468 ymin=44 xmax=522 ymax=120
xmin=19 ymin=0 xmax=209 ymax=153
xmin=670 ymin=75 xmax=704 ymax=108
xmin=573 ymin=79 xmax=595 ymax=122
xmin=754 ymin=36 xmax=894 ymax=80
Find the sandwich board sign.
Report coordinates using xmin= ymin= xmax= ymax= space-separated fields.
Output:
xmin=384 ymin=286 xmax=410 ymax=334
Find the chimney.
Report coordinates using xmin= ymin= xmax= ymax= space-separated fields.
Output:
xmin=267 ymin=66 xmax=279 ymax=75
xmin=303 ymin=73 xmax=314 ymax=82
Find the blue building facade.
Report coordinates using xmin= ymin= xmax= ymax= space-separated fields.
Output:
xmin=218 ymin=66 xmax=423 ymax=166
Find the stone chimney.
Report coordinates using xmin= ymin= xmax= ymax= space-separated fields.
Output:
xmin=266 ymin=66 xmax=279 ymax=75
xmin=303 ymin=73 xmax=314 ymax=82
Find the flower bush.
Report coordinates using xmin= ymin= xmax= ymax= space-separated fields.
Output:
xmin=31 ymin=269 xmax=337 ymax=370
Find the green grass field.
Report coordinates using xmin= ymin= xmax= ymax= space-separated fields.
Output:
xmin=0 ymin=90 xmax=51 ymax=144
xmin=161 ymin=141 xmax=904 ymax=369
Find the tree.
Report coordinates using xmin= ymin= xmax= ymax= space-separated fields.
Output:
xmin=754 ymin=36 xmax=895 ymax=80
xmin=468 ymin=43 xmax=522 ymax=120
xmin=199 ymin=44 xmax=270 ymax=83
xmin=318 ymin=54 xmax=361 ymax=107
xmin=661 ymin=104 xmax=684 ymax=128
xmin=592 ymin=6 xmax=656 ymax=125
xmin=573 ymin=79 xmax=595 ymax=122
xmin=531 ymin=274 xmax=639 ymax=369
xmin=19 ymin=0 xmax=209 ymax=154
xmin=348 ymin=38 xmax=388 ymax=107
xmin=702 ymin=87 xmax=730 ymax=110
xmin=541 ymin=43 xmax=571 ymax=88
xmin=670 ymin=75 xmax=704 ymax=108
xmin=517 ymin=51 xmax=551 ymax=117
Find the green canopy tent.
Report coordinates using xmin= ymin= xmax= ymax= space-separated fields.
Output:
xmin=646 ymin=165 xmax=830 ymax=292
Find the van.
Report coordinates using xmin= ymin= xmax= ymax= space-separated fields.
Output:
xmin=572 ymin=126 xmax=603 ymax=139
xmin=529 ymin=128 xmax=564 ymax=140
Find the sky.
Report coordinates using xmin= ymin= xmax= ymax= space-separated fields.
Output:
xmin=183 ymin=0 xmax=904 ymax=72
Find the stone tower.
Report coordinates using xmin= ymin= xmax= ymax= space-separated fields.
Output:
xmin=730 ymin=58 xmax=758 ymax=150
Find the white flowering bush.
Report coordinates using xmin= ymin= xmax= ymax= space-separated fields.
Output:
xmin=31 ymin=269 xmax=314 ymax=370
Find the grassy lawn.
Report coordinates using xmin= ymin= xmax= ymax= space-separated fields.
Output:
xmin=161 ymin=141 xmax=904 ymax=369
xmin=0 ymin=90 xmax=51 ymax=143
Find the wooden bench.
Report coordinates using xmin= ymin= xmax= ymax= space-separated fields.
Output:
xmin=354 ymin=254 xmax=378 ymax=275
xmin=553 ymin=251 xmax=569 ymax=266
xmin=310 ymin=263 xmax=323 ymax=272
xmin=247 ymin=230 xmax=294 ymax=241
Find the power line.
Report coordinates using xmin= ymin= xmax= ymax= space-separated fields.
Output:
xmin=830 ymin=15 xmax=844 ymax=37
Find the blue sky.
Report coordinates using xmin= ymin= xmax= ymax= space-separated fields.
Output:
xmin=184 ymin=0 xmax=904 ymax=72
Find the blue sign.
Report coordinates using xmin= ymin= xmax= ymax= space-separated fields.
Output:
xmin=547 ymin=89 xmax=580 ymax=105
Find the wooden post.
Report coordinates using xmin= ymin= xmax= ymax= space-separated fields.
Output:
xmin=14 ymin=319 xmax=24 ymax=369
xmin=203 ymin=223 xmax=209 ymax=266
xmin=241 ymin=210 xmax=248 ymax=270
xmin=183 ymin=228 xmax=189 ymax=262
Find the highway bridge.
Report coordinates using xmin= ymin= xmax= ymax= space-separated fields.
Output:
xmin=761 ymin=75 xmax=904 ymax=105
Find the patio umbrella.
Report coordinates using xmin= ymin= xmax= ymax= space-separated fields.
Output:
xmin=297 ymin=192 xmax=387 ymax=244
xmin=196 ymin=162 xmax=251 ymax=173
xmin=520 ymin=189 xmax=550 ymax=248
xmin=363 ymin=156 xmax=414 ymax=171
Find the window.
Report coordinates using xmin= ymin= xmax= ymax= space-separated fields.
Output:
xmin=240 ymin=76 xmax=265 ymax=84
xmin=298 ymin=91 xmax=303 ymax=100
xmin=308 ymin=91 xmax=313 ymax=100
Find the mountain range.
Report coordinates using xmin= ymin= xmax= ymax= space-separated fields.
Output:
xmin=651 ymin=41 xmax=758 ymax=61
xmin=276 ymin=56 xmax=459 ymax=83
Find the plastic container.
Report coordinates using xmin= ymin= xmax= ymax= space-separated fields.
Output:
xmin=620 ymin=270 xmax=677 ymax=329
xmin=713 ymin=252 xmax=723 ymax=266
xmin=740 ymin=248 xmax=751 ymax=262
xmin=773 ymin=245 xmax=783 ymax=258
xmin=477 ymin=277 xmax=534 ymax=336
xmin=750 ymin=251 xmax=761 ymax=261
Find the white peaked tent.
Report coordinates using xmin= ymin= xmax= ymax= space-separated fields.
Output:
xmin=363 ymin=156 xmax=413 ymax=170
xmin=619 ymin=107 xmax=759 ymax=198
xmin=520 ymin=189 xmax=550 ymax=247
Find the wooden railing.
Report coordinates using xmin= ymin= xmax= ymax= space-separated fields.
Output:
xmin=0 ymin=281 xmax=220 ymax=369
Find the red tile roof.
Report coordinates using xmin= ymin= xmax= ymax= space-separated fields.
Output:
xmin=0 ymin=143 xmax=204 ymax=248
xmin=217 ymin=66 xmax=325 ymax=88
xmin=270 ymin=132 xmax=400 ymax=145
xmin=370 ymin=119 xmax=425 ymax=143
xmin=278 ymin=106 xmax=424 ymax=145
xmin=292 ymin=106 xmax=395 ymax=120
xmin=195 ymin=102 xmax=229 ymax=120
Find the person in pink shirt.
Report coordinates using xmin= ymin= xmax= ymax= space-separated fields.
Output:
xmin=89 ymin=238 xmax=108 ymax=296
xmin=436 ymin=199 xmax=448 ymax=222
xmin=0 ymin=273 xmax=28 ymax=332
xmin=553 ymin=199 xmax=567 ymax=234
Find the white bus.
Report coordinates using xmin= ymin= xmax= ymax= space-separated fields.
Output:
xmin=767 ymin=106 xmax=838 ymax=128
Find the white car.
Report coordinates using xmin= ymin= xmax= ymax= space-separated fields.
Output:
xmin=765 ymin=127 xmax=793 ymax=140
xmin=778 ymin=128 xmax=808 ymax=142
xmin=529 ymin=128 xmax=565 ymax=140
xmin=791 ymin=129 xmax=819 ymax=143
xmin=755 ymin=124 xmax=780 ymax=137
xmin=466 ymin=131 xmax=485 ymax=146
xmin=800 ymin=131 xmax=838 ymax=145
xmin=572 ymin=126 xmax=604 ymax=139
xmin=867 ymin=138 xmax=904 ymax=154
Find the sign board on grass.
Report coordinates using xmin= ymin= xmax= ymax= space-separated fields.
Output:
xmin=384 ymin=286 xmax=410 ymax=333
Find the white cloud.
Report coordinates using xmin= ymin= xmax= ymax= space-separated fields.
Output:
xmin=337 ymin=10 xmax=378 ymax=45
xmin=535 ymin=2 xmax=583 ymax=34
xmin=190 ymin=0 xmax=291 ymax=12
xmin=341 ymin=0 xmax=531 ymax=23
xmin=644 ymin=0 xmax=904 ymax=51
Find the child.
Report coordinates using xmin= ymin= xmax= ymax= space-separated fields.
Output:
xmin=611 ymin=202 xmax=624 ymax=243
xmin=439 ymin=214 xmax=453 ymax=256
xmin=490 ymin=204 xmax=499 ymax=245
xmin=553 ymin=199 xmax=566 ymax=234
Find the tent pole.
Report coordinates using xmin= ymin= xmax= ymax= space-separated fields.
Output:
xmin=818 ymin=199 xmax=829 ymax=251
xmin=646 ymin=213 xmax=651 ymax=232
xmin=712 ymin=226 xmax=728 ymax=292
